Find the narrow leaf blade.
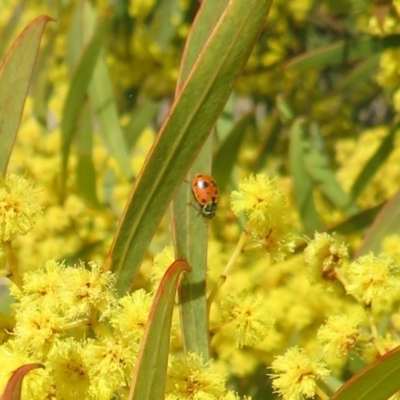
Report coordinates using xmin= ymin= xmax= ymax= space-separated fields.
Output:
xmin=1 ymin=363 xmax=44 ymax=400
xmin=305 ymin=141 xmax=358 ymax=216
xmin=129 ymin=260 xmax=191 ymax=400
xmin=286 ymin=35 xmax=400 ymax=70
xmin=350 ymin=127 xmax=396 ymax=201
xmin=289 ymin=118 xmax=322 ymax=234
xmin=331 ymin=346 xmax=400 ymax=400
xmin=125 ymin=102 xmax=159 ymax=151
xmin=0 ymin=15 xmax=53 ymax=175
xmin=213 ymin=111 xmax=254 ymax=191
xmin=356 ymin=189 xmax=400 ymax=257
xmin=170 ymin=0 xmax=226 ymax=359
xmin=61 ymin=18 xmax=109 ymax=184
xmin=106 ymin=0 xmax=274 ymax=296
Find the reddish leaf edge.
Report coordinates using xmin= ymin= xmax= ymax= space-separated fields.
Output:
xmin=330 ymin=345 xmax=400 ymax=399
xmin=128 ymin=259 xmax=191 ymax=397
xmin=1 ymin=363 xmax=44 ymax=400
xmin=0 ymin=15 xmax=55 ymax=74
xmin=354 ymin=187 xmax=400 ymax=259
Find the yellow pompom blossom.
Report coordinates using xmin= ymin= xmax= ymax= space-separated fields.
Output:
xmin=317 ymin=315 xmax=361 ymax=361
xmin=304 ymin=232 xmax=349 ymax=287
xmin=213 ymin=338 xmax=262 ymax=378
xmin=0 ymin=174 xmax=42 ymax=241
xmin=381 ymin=234 xmax=400 ymax=265
xmin=166 ymin=353 xmax=234 ymax=400
xmin=83 ymin=336 xmax=138 ymax=398
xmin=270 ymin=346 xmax=330 ymax=400
xmin=109 ymin=289 xmax=153 ymax=342
xmin=345 ymin=252 xmax=400 ymax=309
xmin=219 ymin=291 xmax=274 ymax=348
xmin=13 ymin=305 xmax=66 ymax=357
xmin=231 ymin=174 xmax=295 ymax=262
xmin=231 ymin=174 xmax=286 ymax=223
xmin=11 ymin=260 xmax=117 ymax=321
xmin=1 ymin=259 xmax=152 ymax=398
xmin=47 ymin=338 xmax=91 ymax=399
xmin=151 ymin=245 xmax=175 ymax=287
xmin=10 ymin=260 xmax=67 ymax=308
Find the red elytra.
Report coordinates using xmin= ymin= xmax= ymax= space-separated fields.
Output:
xmin=191 ymin=174 xmax=219 ymax=219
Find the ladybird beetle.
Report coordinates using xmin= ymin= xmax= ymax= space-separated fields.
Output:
xmin=191 ymin=174 xmax=219 ymax=219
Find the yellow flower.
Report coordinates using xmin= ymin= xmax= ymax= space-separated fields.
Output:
xmin=317 ymin=315 xmax=361 ymax=359
xmin=47 ymin=338 xmax=91 ymax=399
xmin=345 ymin=252 xmax=400 ymax=308
xmin=66 ymin=261 xmax=117 ymax=319
xmin=166 ymin=353 xmax=227 ymax=399
xmin=250 ymin=221 xmax=295 ymax=263
xmin=270 ymin=346 xmax=330 ymax=400
xmin=231 ymin=174 xmax=287 ymax=225
xmin=0 ymin=174 xmax=42 ymax=241
xmin=304 ymin=232 xmax=349 ymax=287
xmin=109 ymin=289 xmax=153 ymax=342
xmin=13 ymin=304 xmax=65 ymax=357
xmin=219 ymin=291 xmax=274 ymax=348
xmin=151 ymin=246 xmax=175 ymax=286
xmin=12 ymin=259 xmax=66 ymax=306
xmin=83 ymin=336 xmax=138 ymax=398
xmin=231 ymin=174 xmax=295 ymax=262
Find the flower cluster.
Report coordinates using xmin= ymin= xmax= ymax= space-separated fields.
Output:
xmin=230 ymin=174 xmax=295 ymax=262
xmin=2 ymin=260 xmax=137 ymax=399
xmin=0 ymin=259 xmax=239 ymax=399
xmin=270 ymin=346 xmax=330 ymax=400
xmin=0 ymin=174 xmax=42 ymax=242
xmin=304 ymin=232 xmax=349 ymax=288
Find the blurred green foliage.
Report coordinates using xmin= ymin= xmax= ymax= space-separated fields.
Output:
xmin=2 ymin=0 xmax=400 ymax=399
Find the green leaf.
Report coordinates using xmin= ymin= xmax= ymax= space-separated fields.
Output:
xmin=276 ymin=94 xmax=295 ymax=123
xmin=0 ymin=2 xmax=24 ymax=60
xmin=88 ymin=48 xmax=134 ymax=180
xmin=286 ymin=34 xmax=400 ymax=70
xmin=175 ymin=0 xmax=231 ymax=90
xmin=0 ymin=363 xmax=44 ymax=400
xmin=128 ymin=260 xmax=191 ymax=400
xmin=150 ymin=0 xmax=182 ymax=51
xmin=328 ymin=203 xmax=384 ymax=236
xmin=61 ymin=17 xmax=110 ymax=186
xmin=213 ymin=111 xmax=254 ymax=191
xmin=330 ymin=345 xmax=400 ymax=400
xmin=124 ymin=101 xmax=159 ymax=151
xmin=169 ymin=0 xmax=235 ymax=361
xmin=64 ymin=2 xmax=133 ymax=186
xmin=106 ymin=0 xmax=274 ymax=297
xmin=350 ymin=127 xmax=396 ymax=201
xmin=305 ymin=126 xmax=358 ymax=216
xmin=254 ymin=107 xmax=281 ymax=172
xmin=355 ymin=188 xmax=400 ymax=257
xmin=336 ymin=55 xmax=380 ymax=92
xmin=76 ymin=101 xmax=100 ymax=206
xmin=0 ymin=15 xmax=53 ymax=175
xmin=215 ymin=94 xmax=235 ymax=140
xmin=289 ymin=118 xmax=322 ymax=234
xmin=31 ymin=34 xmax=55 ymax=125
